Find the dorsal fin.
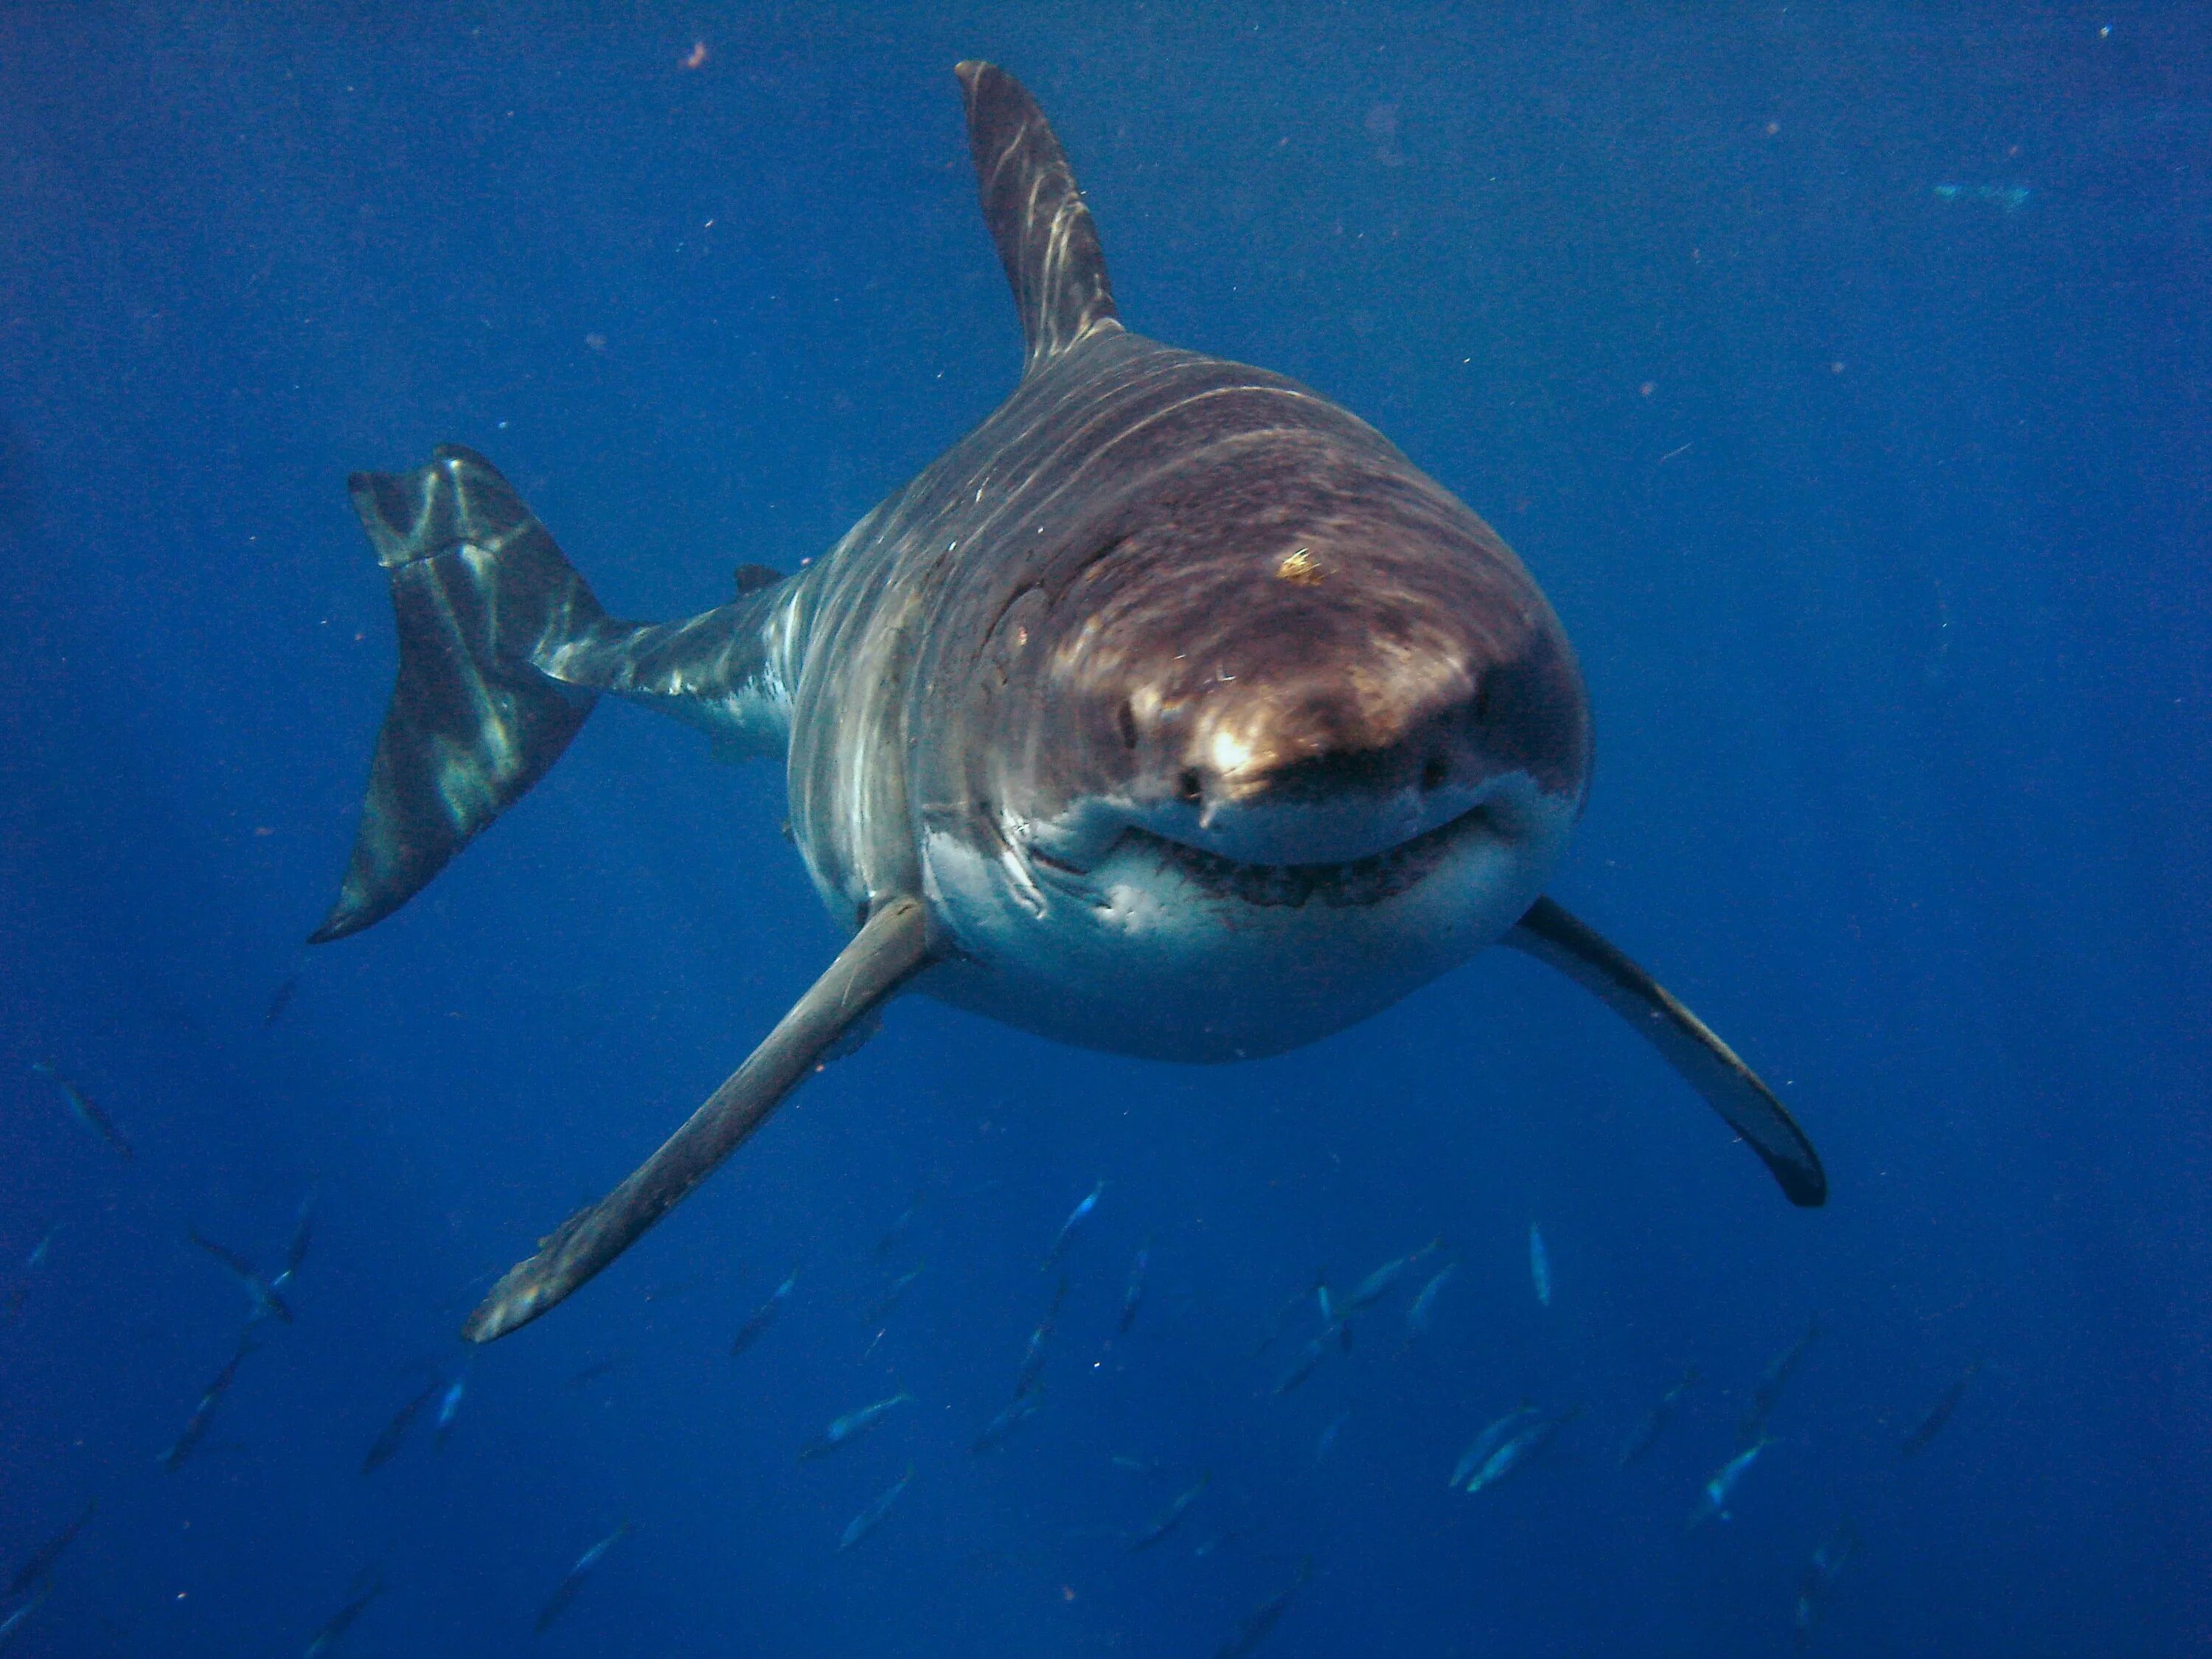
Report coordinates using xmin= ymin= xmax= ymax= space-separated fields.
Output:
xmin=956 ymin=61 xmax=1120 ymax=375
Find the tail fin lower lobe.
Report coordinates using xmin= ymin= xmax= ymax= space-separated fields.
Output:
xmin=311 ymin=446 xmax=606 ymax=943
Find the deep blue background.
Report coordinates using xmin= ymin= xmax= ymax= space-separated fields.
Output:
xmin=2 ymin=3 xmax=2205 ymax=1655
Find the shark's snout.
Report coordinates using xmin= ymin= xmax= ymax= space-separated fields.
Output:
xmin=981 ymin=434 xmax=1591 ymax=884
xmin=1112 ymin=632 xmax=1585 ymax=869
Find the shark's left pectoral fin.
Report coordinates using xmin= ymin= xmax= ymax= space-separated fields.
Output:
xmin=1506 ymin=897 xmax=1828 ymax=1207
xmin=463 ymin=897 xmax=936 ymax=1343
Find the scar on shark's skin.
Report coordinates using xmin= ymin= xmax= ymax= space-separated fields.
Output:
xmin=310 ymin=62 xmax=1826 ymax=1343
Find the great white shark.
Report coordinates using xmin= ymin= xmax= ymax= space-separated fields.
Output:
xmin=310 ymin=63 xmax=1825 ymax=1344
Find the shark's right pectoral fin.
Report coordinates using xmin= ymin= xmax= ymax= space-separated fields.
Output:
xmin=1506 ymin=897 xmax=1828 ymax=1208
xmin=462 ymin=897 xmax=936 ymax=1343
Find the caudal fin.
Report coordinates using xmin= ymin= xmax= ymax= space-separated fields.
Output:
xmin=312 ymin=446 xmax=605 ymax=943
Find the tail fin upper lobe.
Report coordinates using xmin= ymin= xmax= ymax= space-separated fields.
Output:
xmin=311 ymin=446 xmax=605 ymax=943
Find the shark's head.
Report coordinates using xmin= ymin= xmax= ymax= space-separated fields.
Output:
xmin=917 ymin=417 xmax=1591 ymax=1061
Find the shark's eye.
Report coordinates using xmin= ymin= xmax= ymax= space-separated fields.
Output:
xmin=1177 ymin=768 xmax=1203 ymax=803
xmin=1422 ymin=756 xmax=1449 ymax=791
xmin=1116 ymin=700 xmax=1138 ymax=750
xmin=1472 ymin=674 xmax=1492 ymax=726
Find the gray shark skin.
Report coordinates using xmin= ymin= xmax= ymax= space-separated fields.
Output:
xmin=310 ymin=63 xmax=1826 ymax=1343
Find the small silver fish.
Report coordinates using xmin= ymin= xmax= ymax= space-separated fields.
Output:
xmin=1043 ymin=1179 xmax=1107 ymax=1268
xmin=972 ymin=1388 xmax=1043 ymax=1455
xmin=1251 ymin=1278 xmax=1321 ymax=1358
xmin=263 ymin=973 xmax=300 ymax=1026
xmin=535 ymin=1522 xmax=627 ymax=1632
xmin=161 ymin=1329 xmax=257 ymax=1472
xmin=1740 ymin=1317 xmax=1818 ymax=1447
xmin=1127 ymin=1472 xmax=1209 ymax=1552
xmin=6 ymin=1498 xmax=96 ymax=1599
xmin=0 ymin=1590 xmax=49 ymax=1649
xmin=1463 ymin=1403 xmax=1578 ymax=1495
xmin=1690 ymin=1437 xmax=1771 ymax=1528
xmin=1312 ymin=1278 xmax=1352 ymax=1353
xmin=1451 ymin=1404 xmax=1540 ymax=1489
xmin=302 ymin=1570 xmax=385 ymax=1658
xmin=1118 ymin=1237 xmax=1152 ymax=1334
xmin=1528 ymin=1222 xmax=1552 ymax=1307
xmin=272 ymin=1186 xmax=316 ymax=1292
xmin=860 ymin=1266 xmax=925 ymax=1326
xmin=1213 ymin=1557 xmax=1312 ymax=1659
xmin=799 ymin=1392 xmax=914 ymax=1460
xmin=30 ymin=1061 xmax=132 ymax=1160
xmin=731 ymin=1266 xmax=798 ymax=1357
xmin=1271 ymin=1332 xmax=1329 ymax=1396
xmin=187 ymin=1228 xmax=293 ymax=1326
xmin=362 ymin=1380 xmax=439 ymax=1474
xmin=838 ymin=1465 xmax=914 ymax=1551
xmin=1313 ymin=1409 xmax=1349 ymax=1463
xmin=874 ymin=1192 xmax=922 ymax=1259
xmin=566 ymin=1354 xmax=626 ymax=1389
xmin=1793 ymin=1516 xmax=1858 ymax=1646
xmin=1012 ymin=1278 xmax=1067 ymax=1397
xmin=1344 ymin=1237 xmax=1444 ymax=1315
xmin=1405 ymin=1262 xmax=1458 ymax=1338
xmin=1899 ymin=1361 xmax=1980 ymax=1458
xmin=1618 ymin=1366 xmax=1700 ymax=1469
xmin=434 ymin=1358 xmax=471 ymax=1448
xmin=1933 ymin=181 xmax=2031 ymax=211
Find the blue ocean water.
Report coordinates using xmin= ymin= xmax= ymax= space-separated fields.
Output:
xmin=2 ymin=4 xmax=2206 ymax=1655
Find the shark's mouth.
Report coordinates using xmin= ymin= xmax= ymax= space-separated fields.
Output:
xmin=1034 ymin=799 xmax=1506 ymax=910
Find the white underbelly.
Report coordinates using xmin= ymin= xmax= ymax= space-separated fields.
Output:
xmin=914 ymin=793 xmax=1570 ymax=1061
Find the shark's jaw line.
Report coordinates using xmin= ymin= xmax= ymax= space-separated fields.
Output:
xmin=1026 ymin=789 xmax=1521 ymax=911
xmin=1109 ymin=803 xmax=1493 ymax=909
xmin=917 ymin=771 xmax=1575 ymax=1063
